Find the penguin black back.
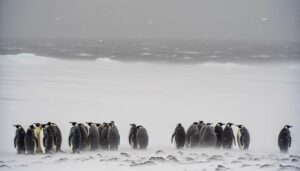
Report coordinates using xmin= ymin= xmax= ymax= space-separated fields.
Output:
xmin=171 ymin=123 xmax=186 ymax=149
xmin=278 ymin=125 xmax=292 ymax=153
xmin=108 ymin=122 xmax=120 ymax=150
xmin=136 ymin=126 xmax=149 ymax=149
xmin=24 ymin=125 xmax=37 ymax=154
xmin=222 ymin=123 xmax=236 ymax=149
xmin=43 ymin=124 xmax=54 ymax=154
xmin=14 ymin=125 xmax=26 ymax=154
xmin=100 ymin=123 xmax=110 ymax=149
xmin=129 ymin=124 xmax=138 ymax=149
xmin=68 ymin=122 xmax=81 ymax=153
xmin=215 ymin=123 xmax=224 ymax=148
xmin=236 ymin=125 xmax=250 ymax=150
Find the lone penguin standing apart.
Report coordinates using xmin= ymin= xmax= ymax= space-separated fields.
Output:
xmin=68 ymin=122 xmax=82 ymax=153
xmin=136 ymin=125 xmax=149 ymax=149
xmin=86 ymin=122 xmax=99 ymax=151
xmin=215 ymin=122 xmax=225 ymax=148
xmin=222 ymin=123 xmax=236 ymax=149
xmin=107 ymin=121 xmax=120 ymax=150
xmin=236 ymin=125 xmax=250 ymax=150
xmin=129 ymin=124 xmax=138 ymax=149
xmin=24 ymin=125 xmax=38 ymax=154
xmin=33 ymin=123 xmax=43 ymax=153
xmin=13 ymin=125 xmax=26 ymax=154
xmin=278 ymin=125 xmax=292 ymax=153
xmin=171 ymin=123 xmax=186 ymax=149
xmin=42 ymin=124 xmax=54 ymax=154
xmin=186 ymin=122 xmax=200 ymax=148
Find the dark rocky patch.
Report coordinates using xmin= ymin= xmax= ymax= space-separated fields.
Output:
xmin=289 ymin=155 xmax=300 ymax=159
xmin=54 ymin=157 xmax=68 ymax=163
xmin=260 ymin=164 xmax=274 ymax=168
xmin=241 ymin=164 xmax=252 ymax=168
xmin=156 ymin=150 xmax=165 ymax=155
xmin=231 ymin=160 xmax=243 ymax=164
xmin=99 ymin=157 xmax=119 ymax=162
xmin=215 ymin=164 xmax=229 ymax=170
xmin=167 ymin=155 xmax=179 ymax=163
xmin=279 ymin=165 xmax=300 ymax=170
xmin=149 ymin=156 xmax=166 ymax=162
xmin=0 ymin=165 xmax=10 ymax=168
xmin=120 ymin=152 xmax=130 ymax=158
xmin=185 ymin=156 xmax=194 ymax=161
xmin=208 ymin=155 xmax=224 ymax=161
xmin=130 ymin=160 xmax=156 ymax=167
xmin=292 ymin=159 xmax=299 ymax=162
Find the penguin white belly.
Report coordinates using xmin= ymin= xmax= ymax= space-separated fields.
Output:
xmin=237 ymin=129 xmax=244 ymax=149
xmin=40 ymin=128 xmax=45 ymax=153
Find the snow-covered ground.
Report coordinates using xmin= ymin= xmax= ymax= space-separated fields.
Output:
xmin=0 ymin=53 xmax=299 ymax=170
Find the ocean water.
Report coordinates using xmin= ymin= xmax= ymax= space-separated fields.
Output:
xmin=0 ymin=39 xmax=299 ymax=64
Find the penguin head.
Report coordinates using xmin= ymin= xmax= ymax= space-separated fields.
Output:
xmin=33 ymin=123 xmax=41 ymax=127
xmin=95 ymin=123 xmax=101 ymax=127
xmin=41 ymin=124 xmax=47 ymax=128
xmin=177 ymin=123 xmax=182 ymax=127
xmin=29 ymin=125 xmax=35 ymax=129
xmin=137 ymin=125 xmax=143 ymax=129
xmin=285 ymin=125 xmax=293 ymax=129
xmin=193 ymin=122 xmax=198 ymax=125
xmin=13 ymin=125 xmax=21 ymax=129
xmin=217 ymin=122 xmax=225 ymax=126
xmin=86 ymin=122 xmax=93 ymax=126
xmin=227 ymin=123 xmax=234 ymax=127
xmin=110 ymin=121 xmax=115 ymax=125
xmin=47 ymin=122 xmax=54 ymax=126
xmin=199 ymin=121 xmax=204 ymax=125
xmin=236 ymin=125 xmax=243 ymax=129
xmin=69 ymin=122 xmax=77 ymax=126
xmin=206 ymin=123 xmax=213 ymax=126
xmin=130 ymin=123 xmax=136 ymax=127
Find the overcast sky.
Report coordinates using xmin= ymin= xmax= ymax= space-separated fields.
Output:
xmin=0 ymin=0 xmax=299 ymax=41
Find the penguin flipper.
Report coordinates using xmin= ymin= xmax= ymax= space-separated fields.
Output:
xmin=43 ymin=136 xmax=46 ymax=147
xmin=289 ymin=136 xmax=292 ymax=148
xmin=14 ymin=136 xmax=17 ymax=148
xmin=171 ymin=132 xmax=175 ymax=143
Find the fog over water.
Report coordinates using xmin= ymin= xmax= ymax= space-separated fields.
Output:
xmin=0 ymin=0 xmax=299 ymax=42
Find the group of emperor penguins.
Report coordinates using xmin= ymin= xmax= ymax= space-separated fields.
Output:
xmin=13 ymin=122 xmax=62 ymax=154
xmin=13 ymin=121 xmax=292 ymax=154
xmin=171 ymin=121 xmax=293 ymax=153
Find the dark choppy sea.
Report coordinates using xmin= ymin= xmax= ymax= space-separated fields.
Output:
xmin=0 ymin=39 xmax=299 ymax=64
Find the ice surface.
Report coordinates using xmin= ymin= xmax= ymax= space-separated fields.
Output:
xmin=0 ymin=53 xmax=299 ymax=170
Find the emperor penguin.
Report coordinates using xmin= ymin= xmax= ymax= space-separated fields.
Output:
xmin=95 ymin=123 xmax=103 ymax=149
xmin=13 ymin=125 xmax=26 ymax=154
xmin=24 ymin=125 xmax=38 ymax=154
xmin=201 ymin=123 xmax=217 ymax=147
xmin=222 ymin=123 xmax=236 ymax=149
xmin=236 ymin=125 xmax=250 ymax=150
xmin=86 ymin=122 xmax=99 ymax=150
xmin=78 ymin=123 xmax=88 ymax=150
xmin=136 ymin=125 xmax=149 ymax=149
xmin=215 ymin=122 xmax=225 ymax=148
xmin=171 ymin=123 xmax=186 ymax=149
xmin=33 ymin=123 xmax=43 ymax=153
xmin=278 ymin=125 xmax=292 ymax=153
xmin=186 ymin=122 xmax=200 ymax=148
xmin=198 ymin=121 xmax=205 ymax=134
xmin=68 ymin=122 xmax=82 ymax=153
xmin=100 ymin=122 xmax=110 ymax=149
xmin=107 ymin=121 xmax=120 ymax=150
xmin=47 ymin=122 xmax=63 ymax=152
xmin=129 ymin=124 xmax=138 ymax=149
xmin=42 ymin=124 xmax=54 ymax=154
